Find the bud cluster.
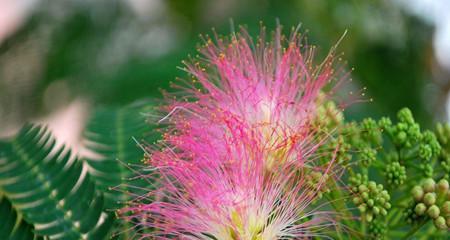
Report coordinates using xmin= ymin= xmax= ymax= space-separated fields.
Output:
xmin=359 ymin=147 xmax=377 ymax=167
xmin=380 ymin=108 xmax=441 ymax=177
xmin=336 ymin=118 xmax=381 ymax=169
xmin=436 ymin=123 xmax=450 ymax=179
xmin=314 ymin=100 xmax=351 ymax=167
xmin=315 ymin=100 xmax=344 ymax=130
xmin=368 ymin=218 xmax=387 ymax=240
xmin=320 ymin=136 xmax=352 ymax=166
xmin=439 ymin=152 xmax=450 ymax=180
xmin=305 ymin=171 xmax=330 ymax=199
xmin=383 ymin=108 xmax=421 ymax=148
xmin=349 ymin=174 xmax=391 ymax=222
xmin=360 ymin=118 xmax=383 ymax=146
xmin=384 ymin=161 xmax=406 ymax=186
xmin=408 ymin=178 xmax=450 ymax=229
xmin=418 ymin=131 xmax=441 ymax=161
xmin=341 ymin=121 xmax=361 ymax=146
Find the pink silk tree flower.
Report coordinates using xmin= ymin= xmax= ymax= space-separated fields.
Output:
xmin=162 ymin=25 xmax=349 ymax=171
xmin=120 ymin=25 xmax=352 ymax=239
xmin=123 ymin=119 xmax=343 ymax=239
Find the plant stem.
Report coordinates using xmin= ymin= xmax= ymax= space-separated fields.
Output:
xmin=361 ymin=216 xmax=366 ymax=236
xmin=401 ymin=221 xmax=427 ymax=240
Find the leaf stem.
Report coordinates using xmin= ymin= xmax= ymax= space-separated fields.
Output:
xmin=401 ymin=221 xmax=427 ymax=240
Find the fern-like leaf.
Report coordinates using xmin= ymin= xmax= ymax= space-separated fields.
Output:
xmin=0 ymin=125 xmax=112 ymax=239
xmin=0 ymin=196 xmax=40 ymax=240
xmin=83 ymin=101 xmax=157 ymax=209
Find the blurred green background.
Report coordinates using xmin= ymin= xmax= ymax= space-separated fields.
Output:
xmin=1 ymin=0 xmax=449 ymax=144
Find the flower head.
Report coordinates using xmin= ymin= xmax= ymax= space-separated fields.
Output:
xmin=122 ymin=25 xmax=350 ymax=239
xmin=164 ymin=25 xmax=346 ymax=171
xmin=124 ymin=120 xmax=342 ymax=239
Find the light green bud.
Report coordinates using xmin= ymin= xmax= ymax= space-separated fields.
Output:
xmin=434 ymin=216 xmax=446 ymax=230
xmin=414 ymin=203 xmax=427 ymax=216
xmin=424 ymin=192 xmax=436 ymax=206
xmin=423 ymin=178 xmax=436 ymax=193
xmin=427 ymin=205 xmax=440 ymax=219
xmin=437 ymin=179 xmax=449 ymax=193
xmin=411 ymin=186 xmax=424 ymax=202
xmin=442 ymin=201 xmax=450 ymax=215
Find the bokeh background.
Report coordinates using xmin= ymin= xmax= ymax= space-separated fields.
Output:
xmin=1 ymin=0 xmax=450 ymax=149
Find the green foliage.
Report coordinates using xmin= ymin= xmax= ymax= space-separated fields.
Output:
xmin=0 ymin=196 xmax=39 ymax=240
xmin=0 ymin=125 xmax=112 ymax=239
xmin=384 ymin=161 xmax=406 ymax=186
xmin=360 ymin=118 xmax=382 ymax=146
xmin=359 ymin=147 xmax=377 ymax=167
xmin=327 ymin=107 xmax=449 ymax=238
xmin=368 ymin=218 xmax=387 ymax=240
xmin=405 ymin=178 xmax=450 ymax=231
xmin=0 ymin=101 xmax=157 ymax=239
xmin=305 ymin=171 xmax=330 ymax=199
xmin=84 ymin=101 xmax=157 ymax=209
xmin=349 ymin=174 xmax=391 ymax=222
xmin=83 ymin=101 xmax=158 ymax=239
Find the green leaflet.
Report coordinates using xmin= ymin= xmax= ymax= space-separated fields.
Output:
xmin=0 ymin=125 xmax=112 ymax=239
xmin=0 ymin=196 xmax=40 ymax=240
xmin=83 ymin=100 xmax=159 ymax=239
xmin=83 ymin=100 xmax=158 ymax=209
xmin=0 ymin=100 xmax=159 ymax=239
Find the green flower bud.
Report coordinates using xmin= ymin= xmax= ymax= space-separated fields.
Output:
xmin=361 ymin=118 xmax=382 ymax=145
xmin=422 ymin=130 xmax=441 ymax=156
xmin=368 ymin=218 xmax=387 ymax=239
xmin=427 ymin=205 xmax=440 ymax=219
xmin=378 ymin=117 xmax=392 ymax=130
xmin=442 ymin=201 xmax=450 ymax=215
xmin=359 ymin=204 xmax=367 ymax=213
xmin=385 ymin=161 xmax=406 ymax=186
xmin=423 ymin=178 xmax=436 ymax=193
xmin=382 ymin=190 xmax=390 ymax=200
xmin=436 ymin=123 xmax=449 ymax=143
xmin=419 ymin=163 xmax=434 ymax=178
xmin=397 ymin=131 xmax=407 ymax=144
xmin=350 ymin=174 xmax=390 ymax=221
xmin=397 ymin=123 xmax=407 ymax=131
xmin=397 ymin=108 xmax=414 ymax=124
xmin=362 ymin=192 xmax=369 ymax=200
xmin=373 ymin=206 xmax=380 ymax=215
xmin=360 ymin=147 xmax=377 ymax=167
xmin=359 ymin=184 xmax=368 ymax=192
xmin=419 ymin=144 xmax=432 ymax=160
xmin=305 ymin=170 xmax=330 ymax=199
xmin=424 ymin=192 xmax=436 ymax=206
xmin=366 ymin=212 xmax=373 ymax=222
xmin=414 ymin=203 xmax=427 ymax=216
xmin=411 ymin=186 xmax=424 ymax=202
xmin=408 ymin=124 xmax=422 ymax=143
xmin=437 ymin=179 xmax=449 ymax=193
xmin=353 ymin=197 xmax=362 ymax=205
xmin=434 ymin=216 xmax=447 ymax=230
xmin=367 ymin=199 xmax=374 ymax=207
